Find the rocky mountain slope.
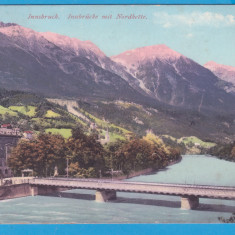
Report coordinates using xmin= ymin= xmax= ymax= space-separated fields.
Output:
xmin=0 ymin=22 xmax=234 ymax=116
xmin=0 ymin=22 xmax=151 ymax=104
xmin=204 ymin=61 xmax=235 ymax=94
xmin=112 ymin=45 xmax=235 ymax=114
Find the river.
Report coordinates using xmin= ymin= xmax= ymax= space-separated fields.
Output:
xmin=0 ymin=155 xmax=235 ymax=224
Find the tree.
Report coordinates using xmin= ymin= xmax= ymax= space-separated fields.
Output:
xmin=66 ymin=127 xmax=105 ymax=177
xmin=9 ymin=133 xmax=67 ymax=176
xmin=105 ymin=140 xmax=126 ymax=170
xmin=106 ymin=133 xmax=181 ymax=177
xmin=116 ymin=138 xmax=153 ymax=176
xmin=219 ymin=213 xmax=235 ymax=223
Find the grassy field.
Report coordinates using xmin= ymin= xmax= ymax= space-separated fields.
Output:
xmin=78 ymin=107 xmax=131 ymax=134
xmin=9 ymin=105 xmax=36 ymax=117
xmin=116 ymin=101 xmax=142 ymax=110
xmin=0 ymin=105 xmax=18 ymax=116
xmin=45 ymin=128 xmax=72 ymax=138
xmin=179 ymin=136 xmax=216 ymax=148
xmin=100 ymin=130 xmax=126 ymax=143
xmin=162 ymin=135 xmax=178 ymax=142
xmin=109 ymin=132 xmax=126 ymax=142
xmin=45 ymin=110 xmax=61 ymax=118
xmin=32 ymin=117 xmax=76 ymax=129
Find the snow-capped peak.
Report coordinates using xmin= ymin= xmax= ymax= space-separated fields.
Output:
xmin=0 ymin=22 xmax=53 ymax=54
xmin=111 ymin=44 xmax=184 ymax=69
xmin=205 ymin=61 xmax=235 ymax=73
xmin=40 ymin=31 xmax=106 ymax=58
xmin=0 ymin=22 xmax=106 ymax=60
xmin=204 ymin=61 xmax=235 ymax=86
xmin=0 ymin=23 xmax=42 ymax=41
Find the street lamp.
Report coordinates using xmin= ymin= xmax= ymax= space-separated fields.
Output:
xmin=111 ymin=168 xmax=113 ymax=181
xmin=111 ymin=154 xmax=113 ymax=180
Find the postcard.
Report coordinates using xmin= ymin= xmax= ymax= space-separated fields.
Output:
xmin=0 ymin=3 xmax=234 ymax=232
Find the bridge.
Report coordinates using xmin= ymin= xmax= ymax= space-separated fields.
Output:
xmin=29 ymin=178 xmax=235 ymax=210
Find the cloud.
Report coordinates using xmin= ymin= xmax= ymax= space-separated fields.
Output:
xmin=154 ymin=11 xmax=235 ymax=27
xmin=186 ymin=33 xmax=193 ymax=38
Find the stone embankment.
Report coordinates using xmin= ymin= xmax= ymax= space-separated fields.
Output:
xmin=0 ymin=177 xmax=65 ymax=200
xmin=114 ymin=168 xmax=154 ymax=180
xmin=0 ymin=184 xmax=31 ymax=200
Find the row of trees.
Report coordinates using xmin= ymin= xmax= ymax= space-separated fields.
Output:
xmin=107 ymin=133 xmax=180 ymax=176
xmin=208 ymin=142 xmax=235 ymax=161
xmin=9 ymin=128 xmax=181 ymax=178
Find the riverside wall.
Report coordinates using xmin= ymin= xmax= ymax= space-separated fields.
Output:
xmin=114 ymin=168 xmax=155 ymax=180
xmin=0 ymin=183 xmax=67 ymax=200
xmin=0 ymin=183 xmax=32 ymax=200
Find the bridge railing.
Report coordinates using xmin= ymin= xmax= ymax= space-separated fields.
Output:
xmin=30 ymin=177 xmax=235 ymax=190
xmin=29 ymin=178 xmax=235 ymax=199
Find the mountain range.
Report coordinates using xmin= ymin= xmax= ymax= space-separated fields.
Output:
xmin=0 ymin=21 xmax=234 ymax=116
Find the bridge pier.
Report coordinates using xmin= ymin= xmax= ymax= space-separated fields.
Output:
xmin=30 ymin=186 xmax=38 ymax=197
xmin=181 ymin=196 xmax=199 ymax=210
xmin=95 ymin=190 xmax=116 ymax=202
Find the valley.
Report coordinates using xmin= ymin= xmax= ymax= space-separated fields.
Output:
xmin=0 ymin=4 xmax=235 ymax=226
xmin=0 ymin=21 xmax=234 ymax=155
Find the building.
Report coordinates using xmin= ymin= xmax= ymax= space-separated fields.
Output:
xmin=23 ymin=131 xmax=34 ymax=140
xmin=99 ymin=129 xmax=110 ymax=145
xmin=105 ymin=129 xmax=110 ymax=143
xmin=0 ymin=124 xmax=21 ymax=177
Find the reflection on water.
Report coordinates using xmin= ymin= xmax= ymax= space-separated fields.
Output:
xmin=0 ymin=155 xmax=235 ymax=223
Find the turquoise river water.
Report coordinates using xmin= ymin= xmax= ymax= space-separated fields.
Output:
xmin=0 ymin=155 xmax=235 ymax=224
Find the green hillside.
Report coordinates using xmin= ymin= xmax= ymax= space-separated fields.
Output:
xmin=45 ymin=128 xmax=72 ymax=138
xmin=76 ymin=99 xmax=235 ymax=143
xmin=9 ymin=105 xmax=36 ymax=117
xmin=0 ymin=105 xmax=18 ymax=116
xmin=1 ymin=89 xmax=233 ymax=153
xmin=0 ymin=89 xmax=84 ymax=135
xmin=0 ymin=89 xmax=129 ymax=142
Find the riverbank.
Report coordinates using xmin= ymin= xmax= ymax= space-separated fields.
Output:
xmin=114 ymin=168 xmax=154 ymax=180
xmin=0 ymin=155 xmax=234 ymax=224
xmin=0 ymin=156 xmax=182 ymax=201
xmin=108 ymin=155 xmax=183 ymax=180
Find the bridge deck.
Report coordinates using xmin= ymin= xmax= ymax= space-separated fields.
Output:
xmin=29 ymin=178 xmax=235 ymax=200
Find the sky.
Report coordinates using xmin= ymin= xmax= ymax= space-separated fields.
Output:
xmin=0 ymin=5 xmax=235 ymax=66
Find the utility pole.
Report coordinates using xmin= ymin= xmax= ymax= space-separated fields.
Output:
xmin=45 ymin=160 xmax=47 ymax=178
xmin=111 ymin=154 xmax=113 ymax=180
xmin=66 ymin=158 xmax=69 ymax=178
